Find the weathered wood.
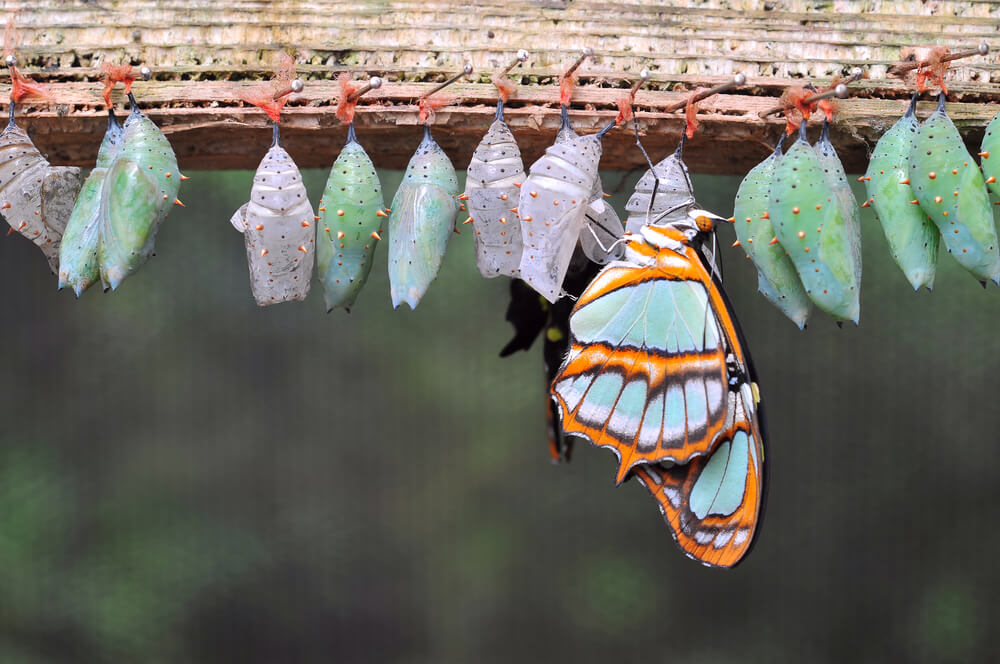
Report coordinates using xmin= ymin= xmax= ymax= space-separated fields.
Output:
xmin=5 ymin=0 xmax=1000 ymax=172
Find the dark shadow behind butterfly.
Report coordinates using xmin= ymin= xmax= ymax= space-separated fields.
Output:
xmin=500 ymin=248 xmax=600 ymax=462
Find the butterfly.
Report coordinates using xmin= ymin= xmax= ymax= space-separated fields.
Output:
xmin=550 ymin=211 xmax=767 ymax=567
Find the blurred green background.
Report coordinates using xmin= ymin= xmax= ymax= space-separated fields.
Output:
xmin=1 ymin=154 xmax=998 ymax=663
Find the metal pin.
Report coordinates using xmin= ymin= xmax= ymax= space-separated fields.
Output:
xmin=346 ymin=76 xmax=383 ymax=102
xmin=563 ymin=47 xmax=594 ymax=78
xmin=4 ymin=55 xmax=16 ymax=68
xmin=272 ymin=78 xmax=304 ymax=100
xmin=628 ymin=69 xmax=652 ymax=99
xmin=140 ymin=66 xmax=153 ymax=81
xmin=421 ymin=63 xmax=473 ymax=99
xmin=888 ymin=43 xmax=990 ymax=77
xmin=500 ymin=49 xmax=530 ymax=77
xmin=665 ymin=72 xmax=746 ymax=113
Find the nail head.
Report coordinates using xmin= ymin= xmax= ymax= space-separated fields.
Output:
xmin=834 ymin=83 xmax=849 ymax=98
xmin=140 ymin=66 xmax=153 ymax=80
xmin=291 ymin=78 xmax=304 ymax=93
xmin=369 ymin=76 xmax=383 ymax=89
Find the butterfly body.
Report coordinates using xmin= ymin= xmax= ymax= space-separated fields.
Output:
xmin=550 ymin=216 xmax=765 ymax=567
xmin=865 ymin=96 xmax=939 ymax=291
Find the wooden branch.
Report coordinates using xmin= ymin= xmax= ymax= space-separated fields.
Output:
xmin=5 ymin=0 xmax=1000 ymax=172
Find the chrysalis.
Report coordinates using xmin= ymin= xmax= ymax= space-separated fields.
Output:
xmin=231 ymin=124 xmax=315 ymax=306
xmin=387 ymin=125 xmax=460 ymax=309
xmin=0 ymin=102 xmax=82 ymax=273
xmin=58 ymin=109 xmax=123 ymax=296
xmin=770 ymin=122 xmax=860 ymax=323
xmin=909 ymin=93 xmax=1000 ymax=285
xmin=813 ymin=119 xmax=863 ymax=295
xmin=864 ymin=95 xmax=939 ymax=290
xmin=464 ymin=100 xmax=526 ymax=278
xmin=623 ymin=138 xmax=696 ymax=234
xmin=316 ymin=124 xmax=386 ymax=312
xmin=733 ymin=136 xmax=812 ymax=328
xmin=517 ymin=121 xmax=615 ymax=303
xmin=98 ymin=91 xmax=181 ymax=290
xmin=980 ymin=109 xmax=1000 ymax=198
xmin=552 ymin=106 xmax=624 ymax=265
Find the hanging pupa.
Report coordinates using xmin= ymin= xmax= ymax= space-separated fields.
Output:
xmin=733 ymin=135 xmax=812 ymax=328
xmin=386 ymin=68 xmax=466 ymax=309
xmin=980 ymin=109 xmax=1000 ymax=198
xmin=58 ymin=108 xmax=124 ymax=295
xmin=464 ymin=51 xmax=528 ymax=279
xmin=316 ymin=75 xmax=386 ymax=312
xmin=864 ymin=94 xmax=939 ymax=291
xmin=97 ymin=66 xmax=181 ymax=291
xmin=517 ymin=119 xmax=618 ymax=303
xmin=230 ymin=72 xmax=315 ymax=306
xmin=623 ymin=136 xmax=696 ymax=234
xmin=908 ymin=93 xmax=1000 ymax=285
xmin=813 ymin=118 xmax=863 ymax=295
xmin=770 ymin=121 xmax=861 ymax=323
xmin=551 ymin=106 xmax=624 ymax=264
xmin=0 ymin=63 xmax=82 ymax=273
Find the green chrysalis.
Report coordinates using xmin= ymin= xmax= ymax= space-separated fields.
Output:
xmin=58 ymin=109 xmax=124 ymax=296
xmin=814 ymin=119 xmax=863 ymax=291
xmin=98 ymin=92 xmax=181 ymax=291
xmin=908 ymin=93 xmax=1000 ymax=285
xmin=864 ymin=95 xmax=939 ymax=291
xmin=770 ymin=123 xmax=861 ymax=323
xmin=733 ymin=136 xmax=811 ymax=329
xmin=316 ymin=124 xmax=385 ymax=312
xmin=387 ymin=126 xmax=460 ymax=310
xmin=981 ymin=110 xmax=1000 ymax=199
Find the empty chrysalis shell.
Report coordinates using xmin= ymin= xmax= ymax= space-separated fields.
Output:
xmin=316 ymin=124 xmax=386 ymax=312
xmin=733 ymin=137 xmax=812 ymax=329
xmin=231 ymin=130 xmax=316 ymax=306
xmin=387 ymin=126 xmax=460 ymax=309
xmin=0 ymin=105 xmax=83 ymax=274
xmin=813 ymin=119 xmax=863 ymax=295
xmin=552 ymin=107 xmax=624 ymax=265
xmin=908 ymin=93 xmax=1000 ymax=285
xmin=464 ymin=101 xmax=526 ymax=278
xmin=59 ymin=109 xmax=124 ymax=296
xmin=864 ymin=95 xmax=939 ymax=291
xmin=517 ymin=130 xmax=606 ymax=303
xmin=770 ymin=123 xmax=861 ymax=323
xmin=98 ymin=97 xmax=181 ymax=291
xmin=624 ymin=141 xmax=697 ymax=234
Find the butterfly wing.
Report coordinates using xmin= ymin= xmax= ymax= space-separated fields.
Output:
xmin=551 ymin=241 xmax=732 ymax=485
xmin=633 ymin=378 xmax=765 ymax=568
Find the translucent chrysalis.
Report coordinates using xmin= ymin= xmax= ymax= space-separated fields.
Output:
xmin=231 ymin=124 xmax=316 ymax=306
xmin=0 ymin=101 xmax=82 ymax=273
xmin=387 ymin=125 xmax=460 ymax=309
